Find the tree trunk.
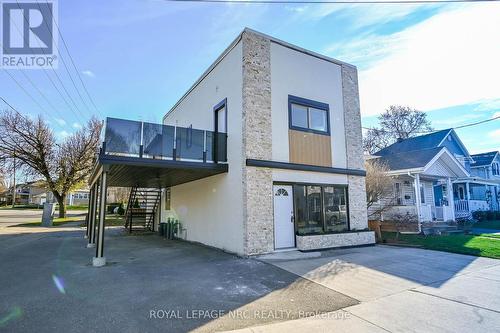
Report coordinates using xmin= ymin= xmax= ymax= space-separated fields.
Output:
xmin=57 ymin=196 xmax=66 ymax=218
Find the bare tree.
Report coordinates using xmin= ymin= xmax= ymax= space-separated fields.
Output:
xmin=365 ymin=159 xmax=394 ymax=219
xmin=0 ymin=111 xmax=102 ymax=217
xmin=363 ymin=105 xmax=433 ymax=154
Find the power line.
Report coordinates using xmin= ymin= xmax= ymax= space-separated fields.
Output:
xmin=10 ymin=0 xmax=88 ymax=124
xmin=161 ymin=0 xmax=500 ymax=4
xmin=1 ymin=71 xmax=67 ymax=131
xmin=34 ymin=0 xmax=92 ymax=117
xmin=33 ymin=0 xmax=97 ymax=119
xmin=362 ymin=114 xmax=500 ymax=134
xmin=42 ymin=0 xmax=103 ymax=119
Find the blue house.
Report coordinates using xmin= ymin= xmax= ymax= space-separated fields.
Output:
xmin=368 ymin=129 xmax=500 ymax=223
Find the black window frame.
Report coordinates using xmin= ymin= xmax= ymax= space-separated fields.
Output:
xmin=288 ymin=95 xmax=330 ymax=135
xmin=213 ymin=98 xmax=228 ymax=163
xmin=275 ymin=182 xmax=350 ymax=236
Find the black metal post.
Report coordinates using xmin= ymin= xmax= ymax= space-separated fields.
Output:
xmin=93 ymin=172 xmax=107 ymax=266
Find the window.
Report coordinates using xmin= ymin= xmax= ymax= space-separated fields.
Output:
xmin=493 ymin=163 xmax=499 ymax=176
xmin=293 ymin=184 xmax=349 ymax=235
xmin=275 ymin=188 xmax=289 ymax=196
xmin=394 ymin=182 xmax=403 ymax=205
xmin=289 ymin=95 xmax=330 ymax=135
xmin=420 ymin=183 xmax=426 ymax=204
xmin=323 ymin=186 xmax=348 ymax=233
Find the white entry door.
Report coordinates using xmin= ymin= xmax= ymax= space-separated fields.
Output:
xmin=273 ymin=185 xmax=295 ymax=249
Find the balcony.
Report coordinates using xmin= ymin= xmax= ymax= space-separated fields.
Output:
xmin=91 ymin=117 xmax=228 ymax=188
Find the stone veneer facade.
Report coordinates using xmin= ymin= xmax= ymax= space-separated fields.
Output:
xmin=241 ymin=31 xmax=274 ymax=255
xmin=240 ymin=31 xmax=371 ymax=255
xmin=296 ymin=232 xmax=375 ymax=251
xmin=341 ymin=64 xmax=369 ymax=231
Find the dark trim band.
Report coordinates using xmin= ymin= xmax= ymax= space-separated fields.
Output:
xmin=246 ymin=159 xmax=366 ymax=176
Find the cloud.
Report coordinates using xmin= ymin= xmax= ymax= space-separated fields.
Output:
xmin=72 ymin=122 xmax=82 ymax=129
xmin=488 ymin=129 xmax=500 ymax=143
xmin=474 ymin=98 xmax=500 ymax=113
xmin=357 ymin=3 xmax=500 ymax=116
xmin=289 ymin=2 xmax=431 ymax=29
xmin=58 ymin=130 xmax=70 ymax=138
xmin=82 ymin=70 xmax=95 ymax=78
xmin=55 ymin=118 xmax=66 ymax=126
xmin=432 ymin=113 xmax=483 ymax=127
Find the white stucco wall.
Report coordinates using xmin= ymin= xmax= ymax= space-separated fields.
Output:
xmin=162 ymin=41 xmax=245 ymax=255
xmin=270 ymin=42 xmax=347 ymax=168
xmin=272 ymin=169 xmax=348 ymax=185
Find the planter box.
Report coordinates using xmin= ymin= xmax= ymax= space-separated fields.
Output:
xmin=296 ymin=231 xmax=375 ymax=251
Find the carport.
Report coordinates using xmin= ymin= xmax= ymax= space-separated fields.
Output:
xmin=86 ymin=117 xmax=228 ymax=267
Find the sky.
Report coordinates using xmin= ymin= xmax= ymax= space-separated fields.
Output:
xmin=0 ymin=0 xmax=499 ymax=154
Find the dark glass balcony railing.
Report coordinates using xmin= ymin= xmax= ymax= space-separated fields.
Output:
xmin=102 ymin=117 xmax=227 ymax=163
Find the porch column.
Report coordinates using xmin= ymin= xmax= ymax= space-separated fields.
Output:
xmin=414 ymin=174 xmax=422 ymax=229
xmin=93 ymin=171 xmax=107 ymax=267
xmin=84 ymin=187 xmax=94 ymax=239
xmin=465 ymin=182 xmax=471 ymax=212
xmin=447 ymin=177 xmax=455 ymax=221
xmin=87 ymin=182 xmax=98 ymax=248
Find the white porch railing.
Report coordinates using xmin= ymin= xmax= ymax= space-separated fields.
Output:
xmin=454 ymin=199 xmax=469 ymax=212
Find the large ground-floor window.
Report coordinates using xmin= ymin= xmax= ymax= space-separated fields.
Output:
xmin=293 ymin=184 xmax=349 ymax=235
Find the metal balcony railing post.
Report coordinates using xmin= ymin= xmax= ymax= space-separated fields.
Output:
xmin=139 ymin=121 xmax=144 ymax=158
xmin=173 ymin=126 xmax=177 ymax=161
xmin=203 ymin=131 xmax=207 ymax=163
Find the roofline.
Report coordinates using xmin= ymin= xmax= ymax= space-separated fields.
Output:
xmin=163 ymin=27 xmax=355 ymax=122
xmin=438 ymin=129 xmax=471 ymax=158
xmin=470 ymin=151 xmax=499 ymax=168
xmin=163 ymin=31 xmax=243 ymax=122
xmin=383 ymin=147 xmax=469 ymax=177
xmin=422 ymin=147 xmax=470 ymax=177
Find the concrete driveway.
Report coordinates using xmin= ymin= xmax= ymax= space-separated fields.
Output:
xmin=0 ymin=227 xmax=356 ymax=333
xmin=232 ymin=245 xmax=500 ymax=332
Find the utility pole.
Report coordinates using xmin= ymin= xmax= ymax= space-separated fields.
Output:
xmin=11 ymin=152 xmax=16 ymax=208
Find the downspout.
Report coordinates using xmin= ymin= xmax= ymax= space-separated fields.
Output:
xmin=407 ymin=172 xmax=422 ymax=233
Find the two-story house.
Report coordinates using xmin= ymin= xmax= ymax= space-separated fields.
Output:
xmin=469 ymin=151 xmax=500 ymax=211
xmin=368 ymin=129 xmax=500 ymax=224
xmin=85 ymin=29 xmax=374 ymax=266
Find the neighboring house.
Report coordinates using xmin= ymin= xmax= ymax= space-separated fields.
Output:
xmin=46 ymin=189 xmax=90 ymax=206
xmin=469 ymin=151 xmax=500 ymax=211
xmin=87 ymin=28 xmax=374 ymax=264
xmin=368 ymin=129 xmax=500 ymax=223
xmin=0 ymin=181 xmax=45 ymax=205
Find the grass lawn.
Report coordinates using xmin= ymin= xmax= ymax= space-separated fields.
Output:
xmin=12 ymin=216 xmax=85 ymax=227
xmin=0 ymin=205 xmax=42 ymax=210
xmin=64 ymin=205 xmax=89 ymax=211
xmin=382 ymin=232 xmax=500 ymax=259
xmin=12 ymin=214 xmax=124 ymax=228
xmin=473 ymin=220 xmax=500 ymax=230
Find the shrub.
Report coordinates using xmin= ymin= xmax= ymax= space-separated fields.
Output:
xmin=472 ymin=211 xmax=487 ymax=221
xmin=117 ymin=203 xmax=125 ymax=215
xmin=107 ymin=203 xmax=120 ymax=214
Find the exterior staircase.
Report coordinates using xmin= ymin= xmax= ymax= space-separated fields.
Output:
xmin=124 ymin=187 xmax=161 ymax=232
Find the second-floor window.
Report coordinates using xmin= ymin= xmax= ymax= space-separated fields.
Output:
xmin=288 ymin=95 xmax=330 ymax=135
xmin=493 ymin=163 xmax=499 ymax=176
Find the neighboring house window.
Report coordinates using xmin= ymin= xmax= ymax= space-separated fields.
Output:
xmin=288 ymin=95 xmax=330 ymax=135
xmin=420 ymin=184 xmax=426 ymax=204
xmin=293 ymin=184 xmax=348 ymax=235
xmin=394 ymin=182 xmax=403 ymax=205
xmin=493 ymin=163 xmax=499 ymax=176
xmin=459 ymin=187 xmax=465 ymax=200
